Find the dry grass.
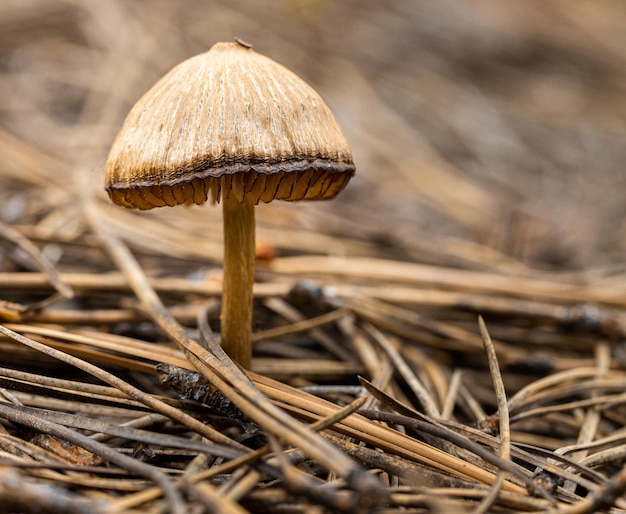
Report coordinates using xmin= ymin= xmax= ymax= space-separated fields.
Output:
xmin=2 ymin=1 xmax=626 ymax=512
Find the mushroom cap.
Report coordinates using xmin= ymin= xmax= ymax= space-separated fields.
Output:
xmin=105 ymin=41 xmax=355 ymax=210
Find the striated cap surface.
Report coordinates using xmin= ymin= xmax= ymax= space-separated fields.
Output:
xmin=105 ymin=41 xmax=355 ymax=209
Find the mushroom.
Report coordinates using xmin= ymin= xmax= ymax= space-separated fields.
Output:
xmin=105 ymin=40 xmax=355 ymax=369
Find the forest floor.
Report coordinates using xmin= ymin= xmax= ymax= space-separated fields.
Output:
xmin=1 ymin=1 xmax=626 ymax=512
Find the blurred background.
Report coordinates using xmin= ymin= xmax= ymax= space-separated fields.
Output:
xmin=1 ymin=0 xmax=626 ymax=273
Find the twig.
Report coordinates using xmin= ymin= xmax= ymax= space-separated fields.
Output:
xmin=271 ymin=256 xmax=626 ymax=307
xmin=0 ymin=466 xmax=108 ymax=514
xmin=441 ymin=369 xmax=463 ymax=420
xmin=472 ymin=316 xmax=514 ymax=513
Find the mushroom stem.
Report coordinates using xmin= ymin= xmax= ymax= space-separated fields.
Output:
xmin=221 ymin=195 xmax=255 ymax=369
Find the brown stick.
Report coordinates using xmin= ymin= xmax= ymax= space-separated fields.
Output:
xmin=221 ymin=196 xmax=255 ymax=369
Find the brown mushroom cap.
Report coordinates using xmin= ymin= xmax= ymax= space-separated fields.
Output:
xmin=105 ymin=41 xmax=355 ymax=210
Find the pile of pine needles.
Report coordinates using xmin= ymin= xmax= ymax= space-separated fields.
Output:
xmin=2 ymin=1 xmax=626 ymax=513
